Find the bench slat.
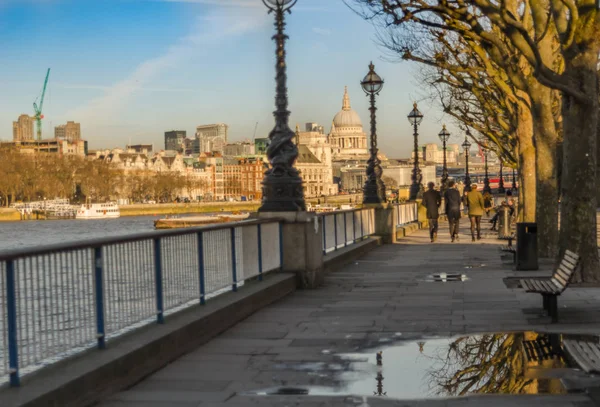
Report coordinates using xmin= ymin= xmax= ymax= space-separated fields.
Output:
xmin=553 ymin=270 xmax=569 ymax=286
xmin=562 ymin=255 xmax=578 ymax=268
xmin=564 ymin=340 xmax=595 ymax=372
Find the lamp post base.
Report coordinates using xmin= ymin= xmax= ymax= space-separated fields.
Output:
xmin=363 ymin=180 xmax=386 ymax=205
xmin=259 ymin=173 xmax=306 ymax=212
xmin=409 ymin=183 xmax=423 ymax=201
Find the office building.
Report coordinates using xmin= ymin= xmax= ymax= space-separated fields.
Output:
xmin=55 ymin=121 xmax=81 ymax=142
xmin=164 ymin=130 xmax=187 ymax=153
xmin=195 ymin=123 xmax=228 ymax=153
xmin=13 ymin=114 xmax=35 ymax=142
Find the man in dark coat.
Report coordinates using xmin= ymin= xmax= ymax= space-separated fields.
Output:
xmin=421 ymin=182 xmax=441 ymax=242
xmin=444 ymin=180 xmax=462 ymax=242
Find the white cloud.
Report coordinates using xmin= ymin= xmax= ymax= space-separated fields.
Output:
xmin=312 ymin=27 xmax=331 ymax=36
xmin=64 ymin=6 xmax=268 ymax=124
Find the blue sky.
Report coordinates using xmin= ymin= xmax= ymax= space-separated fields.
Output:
xmin=0 ymin=0 xmax=461 ymax=157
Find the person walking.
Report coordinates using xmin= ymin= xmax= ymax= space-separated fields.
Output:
xmin=421 ymin=182 xmax=441 ymax=242
xmin=444 ymin=180 xmax=462 ymax=242
xmin=483 ymin=191 xmax=493 ymax=216
xmin=466 ymin=183 xmax=485 ymax=242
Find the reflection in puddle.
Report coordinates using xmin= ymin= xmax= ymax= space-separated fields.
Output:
xmin=424 ymin=273 xmax=469 ymax=282
xmin=247 ymin=332 xmax=581 ymax=399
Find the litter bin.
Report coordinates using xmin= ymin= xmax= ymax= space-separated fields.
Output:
xmin=497 ymin=206 xmax=511 ymax=239
xmin=516 ymin=222 xmax=538 ymax=270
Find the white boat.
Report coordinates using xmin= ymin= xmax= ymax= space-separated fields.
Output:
xmin=76 ymin=201 xmax=120 ymax=219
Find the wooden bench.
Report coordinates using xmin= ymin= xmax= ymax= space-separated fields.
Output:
xmin=499 ymin=236 xmax=516 ymax=262
xmin=563 ymin=336 xmax=600 ymax=373
xmin=519 ymin=250 xmax=580 ymax=322
xmin=522 ymin=334 xmax=562 ymax=363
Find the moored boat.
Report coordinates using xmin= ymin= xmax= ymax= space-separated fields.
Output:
xmin=153 ymin=213 xmax=250 ymax=229
xmin=76 ymin=201 xmax=120 ymax=219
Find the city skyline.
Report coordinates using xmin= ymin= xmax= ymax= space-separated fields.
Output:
xmin=0 ymin=0 xmax=464 ymax=157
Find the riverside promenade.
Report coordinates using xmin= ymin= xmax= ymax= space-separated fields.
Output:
xmin=99 ymin=219 xmax=600 ymax=407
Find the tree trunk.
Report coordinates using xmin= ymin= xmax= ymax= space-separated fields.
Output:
xmin=530 ymin=84 xmax=560 ymax=258
xmin=559 ymin=54 xmax=600 ymax=282
xmin=516 ymin=103 xmax=536 ymax=222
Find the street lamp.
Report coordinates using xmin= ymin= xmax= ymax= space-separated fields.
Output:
xmin=462 ymin=132 xmax=472 ymax=192
xmin=408 ymin=103 xmax=424 ymax=200
xmin=481 ymin=139 xmax=492 ymax=194
xmin=511 ymin=167 xmax=517 ymax=194
xmin=438 ymin=124 xmax=450 ymax=192
xmin=361 ymin=62 xmax=386 ymax=204
xmin=498 ymin=159 xmax=506 ymax=194
xmin=258 ymin=0 xmax=305 ymax=212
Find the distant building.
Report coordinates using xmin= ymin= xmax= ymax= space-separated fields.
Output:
xmin=295 ymin=123 xmax=338 ymax=197
xmin=254 ymin=137 xmax=269 ymax=155
xmin=164 ymin=130 xmax=187 ymax=153
xmin=55 ymin=121 xmax=81 ymax=142
xmin=199 ymin=153 xmax=225 ymax=200
xmin=13 ymin=114 xmax=35 ymax=142
xmin=222 ymin=157 xmax=265 ymax=201
xmin=0 ymin=138 xmax=87 ymax=157
xmin=329 ymin=87 xmax=369 ymax=160
xmin=382 ymin=161 xmax=437 ymax=187
xmin=415 ymin=143 xmax=458 ymax=165
xmin=126 ymin=144 xmax=153 ymax=154
xmin=196 ymin=123 xmax=228 ymax=153
xmin=224 ymin=141 xmax=255 ymax=156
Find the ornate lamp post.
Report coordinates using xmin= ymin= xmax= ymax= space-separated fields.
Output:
xmin=498 ymin=159 xmax=506 ymax=194
xmin=511 ymin=168 xmax=517 ymax=194
xmin=258 ymin=0 xmax=305 ymax=212
xmin=361 ymin=62 xmax=386 ymax=204
xmin=408 ymin=103 xmax=424 ymax=200
xmin=438 ymin=124 xmax=450 ymax=192
xmin=462 ymin=133 xmax=472 ymax=192
xmin=481 ymin=140 xmax=492 ymax=194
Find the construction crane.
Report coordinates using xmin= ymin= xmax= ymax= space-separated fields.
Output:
xmin=252 ymin=122 xmax=259 ymax=141
xmin=33 ymin=68 xmax=51 ymax=141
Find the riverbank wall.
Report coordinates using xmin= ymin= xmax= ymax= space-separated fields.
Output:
xmin=0 ymin=208 xmax=21 ymax=222
xmin=120 ymin=202 xmax=261 ymax=217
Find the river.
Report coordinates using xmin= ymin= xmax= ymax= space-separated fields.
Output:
xmin=0 ymin=215 xmax=165 ymax=251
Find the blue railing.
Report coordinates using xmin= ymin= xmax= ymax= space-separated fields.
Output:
xmin=395 ymin=202 xmax=419 ymax=226
xmin=320 ymin=208 xmax=376 ymax=254
xmin=0 ymin=219 xmax=282 ymax=387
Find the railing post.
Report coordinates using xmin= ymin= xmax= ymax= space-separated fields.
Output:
xmin=197 ymin=232 xmax=206 ymax=305
xmin=231 ymin=228 xmax=237 ymax=292
xmin=343 ymin=212 xmax=348 ymax=247
xmin=360 ymin=209 xmax=364 ymax=239
xmin=353 ymin=211 xmax=356 ymax=242
xmin=322 ymin=216 xmax=327 ymax=255
xmin=279 ymin=222 xmax=284 ymax=268
xmin=153 ymin=238 xmax=164 ymax=324
xmin=257 ymin=224 xmax=263 ymax=281
xmin=93 ymin=247 xmax=106 ymax=349
xmin=334 ymin=214 xmax=338 ymax=250
xmin=5 ymin=259 xmax=20 ymax=387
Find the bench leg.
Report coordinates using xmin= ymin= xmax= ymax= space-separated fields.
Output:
xmin=548 ymin=295 xmax=558 ymax=323
xmin=542 ymin=294 xmax=548 ymax=311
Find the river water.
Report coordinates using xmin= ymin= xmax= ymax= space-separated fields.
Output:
xmin=0 ymin=215 xmax=165 ymax=251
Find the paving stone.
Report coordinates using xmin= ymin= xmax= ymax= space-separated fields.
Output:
xmin=98 ymin=220 xmax=600 ymax=407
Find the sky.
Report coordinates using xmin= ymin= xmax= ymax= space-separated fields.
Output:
xmin=0 ymin=0 xmax=464 ymax=158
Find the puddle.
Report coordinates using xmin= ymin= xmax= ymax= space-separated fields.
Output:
xmin=424 ymin=273 xmax=469 ymax=282
xmin=244 ymin=332 xmax=597 ymax=399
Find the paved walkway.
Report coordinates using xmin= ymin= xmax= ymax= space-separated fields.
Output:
xmin=99 ymin=218 xmax=600 ymax=407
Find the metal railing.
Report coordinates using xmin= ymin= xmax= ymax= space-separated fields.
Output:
xmin=0 ymin=219 xmax=282 ymax=387
xmin=320 ymin=208 xmax=376 ymax=254
xmin=395 ymin=202 xmax=419 ymax=226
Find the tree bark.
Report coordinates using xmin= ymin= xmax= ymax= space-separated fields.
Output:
xmin=516 ymin=102 xmax=536 ymax=223
xmin=559 ymin=52 xmax=600 ymax=282
xmin=530 ymin=84 xmax=560 ymax=258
